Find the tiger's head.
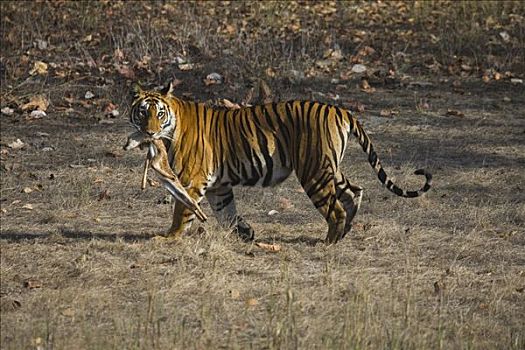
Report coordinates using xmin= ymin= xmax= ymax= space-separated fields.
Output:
xmin=129 ymin=82 xmax=177 ymax=140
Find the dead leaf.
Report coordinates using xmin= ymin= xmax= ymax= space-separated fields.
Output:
xmin=265 ymin=67 xmax=276 ymax=77
xmin=351 ymin=64 xmax=367 ymax=74
xmin=1 ymin=107 xmax=14 ymax=116
xmin=29 ymin=61 xmax=48 ymax=75
xmin=445 ymin=109 xmax=465 ymax=117
xmin=278 ymin=197 xmax=293 ymax=210
xmin=22 ymin=187 xmax=33 ymax=194
xmin=221 ymin=99 xmax=241 ymax=109
xmin=22 ymin=204 xmax=34 ymax=210
xmin=204 ymin=72 xmax=223 ymax=86
xmin=7 ymin=139 xmax=25 ymax=149
xmin=135 ymin=55 xmax=151 ymax=69
xmin=230 ymin=289 xmax=241 ymax=300
xmin=245 ymin=298 xmax=258 ymax=306
xmin=98 ymin=189 xmax=110 ymax=201
xmin=24 ymin=279 xmax=42 ymax=289
xmin=114 ymin=48 xmax=125 ymax=62
xmin=255 ymin=242 xmax=281 ymax=252
xmin=258 ymin=79 xmax=274 ymax=104
xmin=267 ymin=209 xmax=279 ymax=216
xmin=148 ymin=178 xmax=160 ymax=187
xmin=61 ymin=308 xmax=75 ymax=317
xmin=21 ymin=95 xmax=49 ymax=112
xmin=30 ymin=110 xmax=46 ymax=119
xmin=346 ymin=100 xmax=365 ymax=113
xmin=178 ymin=63 xmax=194 ymax=71
xmin=379 ymin=109 xmax=397 ymax=118
xmin=104 ymin=102 xmax=119 ymax=117
xmin=115 ymin=64 xmax=135 ymax=79
xmin=360 ymin=79 xmax=375 ymax=93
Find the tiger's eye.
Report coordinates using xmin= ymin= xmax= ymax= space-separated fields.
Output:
xmin=158 ymin=111 xmax=165 ymax=118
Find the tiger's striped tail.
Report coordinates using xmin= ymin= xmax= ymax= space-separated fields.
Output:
xmin=350 ymin=116 xmax=432 ymax=198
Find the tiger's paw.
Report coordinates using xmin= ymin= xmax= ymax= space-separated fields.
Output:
xmin=231 ymin=224 xmax=255 ymax=242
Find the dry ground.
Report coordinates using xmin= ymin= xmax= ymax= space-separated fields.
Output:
xmin=1 ymin=2 xmax=525 ymax=349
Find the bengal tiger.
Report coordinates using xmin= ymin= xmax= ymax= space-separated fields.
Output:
xmin=125 ymin=82 xmax=432 ymax=244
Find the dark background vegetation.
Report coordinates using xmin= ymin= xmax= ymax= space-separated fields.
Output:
xmin=1 ymin=1 xmax=524 ymax=349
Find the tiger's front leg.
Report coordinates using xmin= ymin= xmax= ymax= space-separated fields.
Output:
xmin=165 ymin=185 xmax=207 ymax=239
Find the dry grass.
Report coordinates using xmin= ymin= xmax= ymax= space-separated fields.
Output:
xmin=1 ymin=2 xmax=525 ymax=350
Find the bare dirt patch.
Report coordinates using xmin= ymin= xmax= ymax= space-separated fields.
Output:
xmin=1 ymin=2 xmax=524 ymax=349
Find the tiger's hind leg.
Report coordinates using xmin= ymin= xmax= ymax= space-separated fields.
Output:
xmin=206 ymin=185 xmax=254 ymax=242
xmin=334 ymin=171 xmax=363 ymax=240
xmin=299 ymin=169 xmax=347 ymax=245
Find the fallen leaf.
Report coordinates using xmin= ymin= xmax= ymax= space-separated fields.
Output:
xmin=265 ymin=67 xmax=276 ymax=77
xmin=230 ymin=289 xmax=241 ymax=299
xmin=351 ymin=64 xmax=367 ymax=74
xmin=115 ymin=64 xmax=136 ymax=79
xmin=245 ymin=298 xmax=258 ymax=306
xmin=499 ymin=31 xmax=510 ymax=43
xmin=29 ymin=61 xmax=48 ymax=75
xmin=35 ymin=39 xmax=48 ymax=50
xmin=148 ymin=179 xmax=160 ymax=187
xmin=22 ymin=187 xmax=33 ymax=194
xmin=30 ymin=110 xmax=46 ymax=119
xmin=84 ymin=91 xmax=95 ymax=99
xmin=114 ymin=48 xmax=125 ymax=62
xmin=178 ymin=63 xmax=194 ymax=71
xmin=104 ymin=103 xmax=120 ymax=117
xmin=255 ymin=242 xmax=281 ymax=252
xmin=22 ymin=204 xmax=34 ymax=210
xmin=21 ymin=95 xmax=49 ymax=111
xmin=204 ymin=72 xmax=223 ymax=86
xmin=24 ymin=279 xmax=42 ymax=289
xmin=7 ymin=139 xmax=25 ymax=149
xmin=346 ymin=100 xmax=365 ymax=113
xmin=379 ymin=109 xmax=396 ymax=118
xmin=1 ymin=107 xmax=14 ymax=116
xmin=221 ymin=99 xmax=241 ymax=109
xmin=98 ymin=189 xmax=110 ymax=201
xmin=360 ymin=79 xmax=375 ymax=93
xmin=267 ymin=209 xmax=279 ymax=216
xmin=278 ymin=197 xmax=293 ymax=210
xmin=446 ymin=109 xmax=465 ymax=117
xmin=61 ymin=308 xmax=75 ymax=317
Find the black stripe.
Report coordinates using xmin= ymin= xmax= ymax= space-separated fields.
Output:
xmin=378 ymin=168 xmax=387 ymax=183
xmin=368 ymin=147 xmax=378 ymax=168
xmin=313 ymin=194 xmax=331 ymax=209
xmin=305 ymin=171 xmax=333 ymax=198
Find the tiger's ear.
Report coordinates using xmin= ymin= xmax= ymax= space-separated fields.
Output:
xmin=160 ymin=81 xmax=174 ymax=96
xmin=131 ymin=83 xmax=144 ymax=99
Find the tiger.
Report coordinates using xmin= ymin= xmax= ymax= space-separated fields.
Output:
xmin=126 ymin=82 xmax=432 ymax=244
